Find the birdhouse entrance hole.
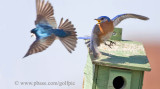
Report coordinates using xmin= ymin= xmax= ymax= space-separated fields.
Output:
xmin=113 ymin=76 xmax=125 ymax=89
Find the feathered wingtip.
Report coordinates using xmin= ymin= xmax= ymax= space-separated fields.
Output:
xmin=23 ymin=35 xmax=56 ymax=58
xmin=112 ymin=13 xmax=149 ymax=26
xmin=126 ymin=13 xmax=149 ymax=20
xmin=23 ymin=54 xmax=28 ymax=58
xmin=58 ymin=18 xmax=77 ymax=53
xmin=78 ymin=36 xmax=91 ymax=40
xmin=35 ymin=0 xmax=57 ymax=28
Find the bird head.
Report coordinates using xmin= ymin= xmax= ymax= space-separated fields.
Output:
xmin=95 ymin=16 xmax=111 ymax=24
xmin=30 ymin=28 xmax=37 ymax=37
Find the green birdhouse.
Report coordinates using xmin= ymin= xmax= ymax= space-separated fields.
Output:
xmin=83 ymin=28 xmax=151 ymax=89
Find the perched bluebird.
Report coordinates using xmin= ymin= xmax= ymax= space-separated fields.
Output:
xmin=79 ymin=14 xmax=149 ymax=58
xmin=24 ymin=0 xmax=77 ymax=58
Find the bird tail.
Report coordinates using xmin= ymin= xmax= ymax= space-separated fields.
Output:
xmin=78 ymin=36 xmax=91 ymax=47
xmin=58 ymin=18 xmax=77 ymax=53
xmin=78 ymin=36 xmax=91 ymax=40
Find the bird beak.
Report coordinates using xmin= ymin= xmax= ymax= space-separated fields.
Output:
xmin=31 ymin=33 xmax=35 ymax=37
xmin=95 ymin=19 xmax=101 ymax=24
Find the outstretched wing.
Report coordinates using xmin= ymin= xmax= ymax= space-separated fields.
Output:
xmin=24 ymin=35 xmax=56 ymax=58
xmin=35 ymin=0 xmax=57 ymax=28
xmin=78 ymin=36 xmax=91 ymax=40
xmin=90 ymin=24 xmax=101 ymax=58
xmin=91 ymin=24 xmax=100 ymax=46
xmin=112 ymin=13 xmax=149 ymax=27
xmin=58 ymin=18 xmax=77 ymax=53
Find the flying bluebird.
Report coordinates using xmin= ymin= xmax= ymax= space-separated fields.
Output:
xmin=79 ymin=14 xmax=149 ymax=58
xmin=24 ymin=0 xmax=77 ymax=58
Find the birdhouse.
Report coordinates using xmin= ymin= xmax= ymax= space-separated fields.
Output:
xmin=83 ymin=28 xmax=151 ymax=89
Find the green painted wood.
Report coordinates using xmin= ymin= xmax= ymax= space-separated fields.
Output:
xmin=84 ymin=55 xmax=95 ymax=89
xmin=139 ymin=72 xmax=144 ymax=89
xmin=110 ymin=28 xmax=122 ymax=41
xmin=107 ymin=68 xmax=132 ymax=89
xmin=91 ymin=41 xmax=151 ymax=71
xmin=130 ymin=71 xmax=144 ymax=89
xmin=92 ymin=65 xmax=99 ymax=89
xmin=97 ymin=66 xmax=109 ymax=80
xmin=94 ymin=66 xmax=145 ymax=89
xmin=84 ymin=55 xmax=95 ymax=75
xmin=96 ymin=66 xmax=109 ymax=89
xmin=83 ymin=28 xmax=151 ymax=89
xmin=85 ymin=49 xmax=149 ymax=89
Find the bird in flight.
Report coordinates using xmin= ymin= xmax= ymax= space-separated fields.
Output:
xmin=24 ymin=0 xmax=77 ymax=58
xmin=79 ymin=14 xmax=149 ymax=58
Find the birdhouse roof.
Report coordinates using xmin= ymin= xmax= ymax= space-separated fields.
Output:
xmin=89 ymin=40 xmax=151 ymax=71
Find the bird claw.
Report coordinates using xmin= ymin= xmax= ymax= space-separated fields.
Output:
xmin=104 ymin=40 xmax=116 ymax=48
xmin=104 ymin=43 xmax=112 ymax=48
xmin=109 ymin=40 xmax=116 ymax=46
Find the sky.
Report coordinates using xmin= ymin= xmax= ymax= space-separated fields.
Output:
xmin=0 ymin=0 xmax=159 ymax=89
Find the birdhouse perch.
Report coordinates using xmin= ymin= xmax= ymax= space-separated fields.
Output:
xmin=83 ymin=28 xmax=151 ymax=89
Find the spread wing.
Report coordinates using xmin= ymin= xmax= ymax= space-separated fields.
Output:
xmin=91 ymin=24 xmax=100 ymax=46
xmin=90 ymin=24 xmax=101 ymax=58
xmin=58 ymin=18 xmax=77 ymax=53
xmin=23 ymin=35 xmax=56 ymax=58
xmin=112 ymin=13 xmax=149 ymax=27
xmin=35 ymin=0 xmax=57 ymax=28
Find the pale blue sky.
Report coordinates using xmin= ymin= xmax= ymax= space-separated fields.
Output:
xmin=0 ymin=0 xmax=159 ymax=89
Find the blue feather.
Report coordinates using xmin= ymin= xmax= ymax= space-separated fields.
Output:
xmin=97 ymin=16 xmax=111 ymax=22
xmin=78 ymin=37 xmax=91 ymax=39
xmin=32 ymin=24 xmax=52 ymax=39
xmin=32 ymin=24 xmax=71 ymax=39
xmin=111 ymin=14 xmax=126 ymax=21
xmin=52 ymin=29 xmax=70 ymax=37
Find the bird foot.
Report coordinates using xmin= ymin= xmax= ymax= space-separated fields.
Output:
xmin=104 ymin=40 xmax=116 ymax=48
xmin=109 ymin=40 xmax=116 ymax=46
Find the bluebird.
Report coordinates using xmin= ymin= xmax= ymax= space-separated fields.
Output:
xmin=24 ymin=0 xmax=77 ymax=58
xmin=79 ymin=14 xmax=149 ymax=58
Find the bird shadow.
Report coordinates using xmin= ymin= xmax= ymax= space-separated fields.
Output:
xmin=100 ymin=52 xmax=149 ymax=64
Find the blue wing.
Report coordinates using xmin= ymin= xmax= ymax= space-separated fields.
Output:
xmin=112 ymin=13 xmax=149 ymax=27
xmin=35 ymin=0 xmax=77 ymax=53
xmin=35 ymin=0 xmax=57 ymax=28
xmin=24 ymin=0 xmax=57 ymax=58
xmin=24 ymin=0 xmax=77 ymax=57
xmin=24 ymin=35 xmax=56 ymax=58
xmin=90 ymin=24 xmax=101 ymax=58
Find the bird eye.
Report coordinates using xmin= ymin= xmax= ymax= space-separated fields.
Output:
xmin=101 ymin=18 xmax=104 ymax=20
xmin=31 ymin=28 xmax=36 ymax=33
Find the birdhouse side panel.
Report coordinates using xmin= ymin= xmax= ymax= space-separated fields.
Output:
xmin=84 ymin=55 xmax=95 ymax=89
xmin=130 ymin=71 xmax=144 ymax=89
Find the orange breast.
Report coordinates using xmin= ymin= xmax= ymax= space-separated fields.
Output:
xmin=98 ymin=21 xmax=114 ymax=43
